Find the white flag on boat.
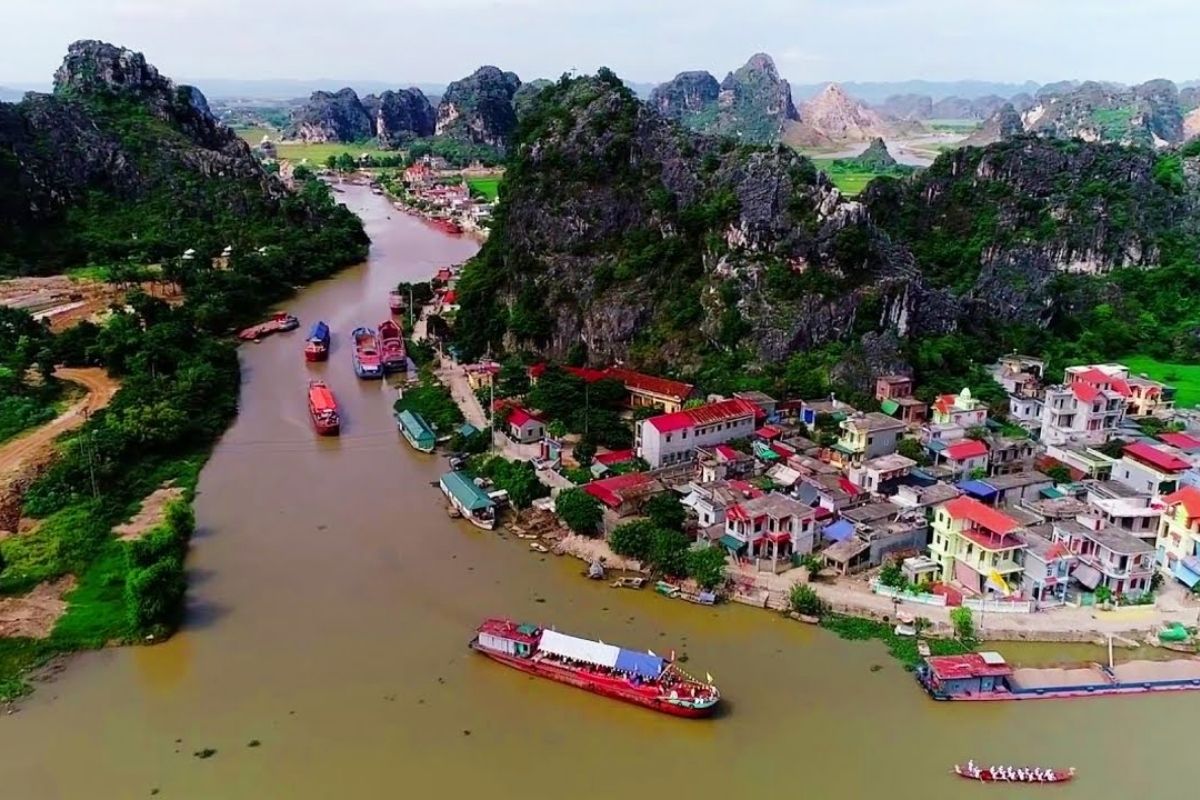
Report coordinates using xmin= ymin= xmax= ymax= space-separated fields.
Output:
xmin=706 ymin=672 xmax=714 ymax=684
xmin=647 ymin=649 xmax=657 ymax=657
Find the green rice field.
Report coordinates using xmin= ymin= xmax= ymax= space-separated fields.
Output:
xmin=466 ymin=176 xmax=502 ymax=201
xmin=1121 ymin=356 xmax=1200 ymax=408
xmin=273 ymin=141 xmax=393 ymax=164
xmin=232 ymin=126 xmax=277 ymax=144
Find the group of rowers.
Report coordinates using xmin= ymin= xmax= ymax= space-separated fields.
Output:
xmin=962 ymin=761 xmax=1070 ymax=782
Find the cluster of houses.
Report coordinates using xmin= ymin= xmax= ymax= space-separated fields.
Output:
xmin=400 ymin=158 xmax=498 ymax=234
xmin=470 ymin=354 xmax=1200 ymax=611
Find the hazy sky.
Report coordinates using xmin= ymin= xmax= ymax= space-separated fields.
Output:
xmin=1 ymin=0 xmax=1196 ymax=87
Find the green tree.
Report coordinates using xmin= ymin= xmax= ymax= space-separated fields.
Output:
xmin=950 ymin=606 xmax=975 ymax=641
xmin=609 ymin=519 xmax=655 ymax=561
xmin=1094 ymin=585 xmax=1114 ymax=605
xmin=573 ymin=438 xmax=596 ymax=468
xmin=686 ymin=546 xmax=728 ymax=590
xmin=789 ymin=583 xmax=826 ymax=616
xmin=799 ymin=553 xmax=825 ymax=580
xmin=968 ymin=466 xmax=988 ymax=480
xmin=647 ymin=527 xmax=689 ymax=577
xmin=965 ymin=426 xmax=988 ymax=441
xmin=335 ymin=152 xmax=356 ymax=172
xmin=496 ymin=357 xmax=530 ymax=399
xmin=126 ymin=558 xmax=186 ymax=636
xmin=879 ymin=560 xmax=904 ymax=589
xmin=324 ymin=154 xmax=338 ymax=170
xmin=644 ymin=492 xmax=686 ymax=532
xmin=556 ymin=488 xmax=602 ymax=536
xmin=896 ymin=437 xmax=928 ymax=465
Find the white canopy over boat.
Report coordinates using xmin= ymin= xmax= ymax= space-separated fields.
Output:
xmin=538 ymin=629 xmax=620 ymax=668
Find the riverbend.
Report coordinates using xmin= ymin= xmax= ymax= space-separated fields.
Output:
xmin=0 ymin=186 xmax=1194 ymax=799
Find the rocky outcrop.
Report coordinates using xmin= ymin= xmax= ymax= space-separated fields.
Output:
xmin=369 ymin=88 xmax=435 ymax=146
xmin=0 ymin=40 xmax=353 ymax=272
xmin=649 ymin=54 xmax=801 ymax=144
xmin=851 ymin=138 xmax=898 ymax=169
xmin=513 ymin=79 xmax=551 ymax=119
xmin=435 ymin=66 xmax=521 ymax=150
xmin=288 ymin=87 xmax=372 ymax=143
xmin=963 ymin=103 xmax=1024 ymax=147
xmin=799 ymin=83 xmax=924 ymax=143
xmin=648 ymin=71 xmax=721 ymax=121
xmin=1022 ymin=79 xmax=1185 ymax=147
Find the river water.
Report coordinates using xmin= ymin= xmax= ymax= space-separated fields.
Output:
xmin=0 ymin=187 xmax=1190 ymax=798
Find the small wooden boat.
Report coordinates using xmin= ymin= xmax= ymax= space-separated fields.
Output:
xmin=239 ymin=311 xmax=299 ymax=341
xmin=954 ymin=763 xmax=1075 ymax=783
xmin=304 ymin=320 xmax=330 ymax=362
xmin=388 ymin=290 xmax=407 ymax=315
xmin=529 ymin=542 xmax=549 ymax=553
xmin=611 ymin=577 xmax=646 ymax=590
xmin=587 ymin=561 xmax=605 ymax=580
xmin=654 ymin=581 xmax=680 ymax=597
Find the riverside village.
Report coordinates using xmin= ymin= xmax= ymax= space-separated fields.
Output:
xmin=396 ymin=275 xmax=1200 ymax=702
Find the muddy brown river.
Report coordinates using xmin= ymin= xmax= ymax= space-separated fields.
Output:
xmin=0 ymin=187 xmax=1190 ymax=798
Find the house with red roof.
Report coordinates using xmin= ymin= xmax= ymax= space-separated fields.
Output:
xmin=696 ymin=444 xmax=755 ymax=482
xmin=934 ymin=437 xmax=990 ymax=479
xmin=721 ymin=493 xmax=817 ymax=569
xmin=1155 ymin=486 xmax=1200 ymax=587
xmin=930 ymin=387 xmax=988 ymax=429
xmin=1159 ymin=432 xmax=1200 ymax=453
xmin=1114 ymin=441 xmax=1191 ymax=495
xmin=505 ymin=406 xmax=545 ymax=444
xmin=525 ymin=364 xmax=693 ymax=412
xmin=1039 ymin=365 xmax=1129 ymax=446
xmin=1063 ymin=363 xmax=1175 ymax=417
xmin=1018 ymin=529 xmax=1076 ymax=604
xmin=635 ymin=398 xmax=758 ymax=468
xmin=581 ymin=472 xmax=665 ymax=518
xmin=928 ymin=496 xmax=1027 ymax=596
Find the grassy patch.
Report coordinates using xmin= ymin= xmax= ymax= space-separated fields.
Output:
xmin=232 ymin=126 xmax=277 ymax=145
xmin=466 ymin=176 xmax=502 ymax=201
xmin=811 ymin=159 xmax=916 ymax=196
xmin=274 ymin=140 xmax=393 ymax=164
xmin=0 ymin=638 xmax=53 ymax=700
xmin=820 ymin=613 xmax=970 ymax=669
xmin=926 ymin=118 xmax=981 ymax=133
xmin=0 ymin=394 xmax=58 ymax=446
xmin=50 ymin=540 xmax=132 ymax=649
xmin=1121 ymin=355 xmax=1200 ymax=408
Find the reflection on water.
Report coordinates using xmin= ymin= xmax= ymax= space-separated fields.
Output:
xmin=0 ymin=188 xmax=1195 ymax=799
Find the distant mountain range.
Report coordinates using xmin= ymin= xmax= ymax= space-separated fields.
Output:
xmin=791 ymin=79 xmax=1041 ymax=104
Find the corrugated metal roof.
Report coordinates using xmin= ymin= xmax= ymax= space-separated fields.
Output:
xmin=440 ymin=471 xmax=494 ymax=511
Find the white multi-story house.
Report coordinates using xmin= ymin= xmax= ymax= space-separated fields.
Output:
xmin=1039 ymin=367 xmax=1127 ymax=446
xmin=636 ymin=398 xmax=757 ymax=468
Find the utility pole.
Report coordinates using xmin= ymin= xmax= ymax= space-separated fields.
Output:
xmin=82 ymin=410 xmax=98 ymax=499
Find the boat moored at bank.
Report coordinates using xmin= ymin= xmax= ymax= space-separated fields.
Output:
xmin=239 ymin=311 xmax=299 ymax=341
xmin=388 ymin=290 xmax=406 ymax=315
xmin=304 ymin=320 xmax=331 ymax=362
xmin=378 ymin=319 xmax=407 ymax=373
xmin=429 ymin=217 xmax=462 ymax=235
xmin=470 ymin=618 xmax=720 ymax=717
xmin=396 ymin=408 xmax=436 ymax=452
xmin=440 ymin=471 xmax=496 ymax=530
xmin=307 ymin=380 xmax=340 ymax=435
xmin=351 ymin=326 xmax=383 ymax=379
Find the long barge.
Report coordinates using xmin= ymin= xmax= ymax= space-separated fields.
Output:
xmin=470 ymin=618 xmax=719 ymax=718
xmin=350 ymin=326 xmax=383 ymax=379
xmin=239 ymin=311 xmax=299 ymax=341
xmin=917 ymin=651 xmax=1200 ymax=701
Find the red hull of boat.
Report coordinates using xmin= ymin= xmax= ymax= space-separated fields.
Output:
xmin=304 ymin=347 xmax=328 ymax=363
xmin=470 ymin=640 xmax=715 ymax=718
xmin=430 ymin=218 xmax=462 ymax=235
xmin=312 ymin=419 xmax=340 ymax=436
xmin=954 ymin=766 xmax=1074 ymax=783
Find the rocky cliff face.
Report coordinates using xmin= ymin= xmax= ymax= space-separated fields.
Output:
xmin=647 ymin=55 xmax=801 ymax=145
xmin=962 ymin=103 xmax=1024 ymax=147
xmin=798 ymin=83 xmax=923 ymax=143
xmin=289 ymin=87 xmax=373 ymax=143
xmin=453 ymin=71 xmax=951 ymax=368
xmin=852 ymin=137 xmax=898 ymax=169
xmin=648 ymin=71 xmax=721 ymax=121
xmin=513 ymin=79 xmax=551 ymax=120
xmin=369 ymin=88 xmax=435 ymax=146
xmin=1023 ymin=79 xmax=1185 ymax=146
xmin=435 ymin=66 xmax=521 ymax=150
xmin=0 ymin=40 xmax=357 ymax=272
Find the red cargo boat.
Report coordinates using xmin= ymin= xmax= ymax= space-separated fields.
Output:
xmin=429 ymin=217 xmax=462 ymax=235
xmin=238 ymin=311 xmax=299 ymax=341
xmin=470 ymin=618 xmax=720 ymax=718
xmin=388 ymin=290 xmax=406 ymax=315
xmin=378 ymin=319 xmax=407 ymax=373
xmin=307 ymin=380 xmax=340 ymax=435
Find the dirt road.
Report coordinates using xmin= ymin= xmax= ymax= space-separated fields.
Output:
xmin=0 ymin=367 xmax=120 ymax=482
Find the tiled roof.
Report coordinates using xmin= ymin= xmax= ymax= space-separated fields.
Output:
xmin=1165 ymin=486 xmax=1200 ymax=520
xmin=1159 ymin=432 xmax=1200 ymax=451
xmin=944 ymin=439 xmax=988 ymax=461
xmin=594 ymin=448 xmax=636 ymax=466
xmin=1071 ymin=382 xmax=1101 ymax=403
xmin=943 ymin=496 xmax=1019 ymax=535
xmin=606 ymin=367 xmax=693 ymax=401
xmin=507 ymin=406 xmax=541 ymax=427
xmin=646 ymin=398 xmax=758 ymax=434
xmin=1123 ymin=441 xmax=1191 ymax=473
xmin=583 ymin=472 xmax=655 ymax=509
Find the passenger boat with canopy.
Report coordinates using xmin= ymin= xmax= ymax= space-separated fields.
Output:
xmin=954 ymin=762 xmax=1075 ymax=784
xmin=307 ymin=380 xmax=340 ymax=436
xmin=470 ymin=618 xmax=720 ymax=718
xmin=304 ymin=320 xmax=330 ymax=362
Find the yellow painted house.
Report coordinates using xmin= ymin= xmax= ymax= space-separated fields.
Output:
xmin=1156 ymin=486 xmax=1200 ymax=588
xmin=928 ymin=496 xmax=1025 ymax=596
